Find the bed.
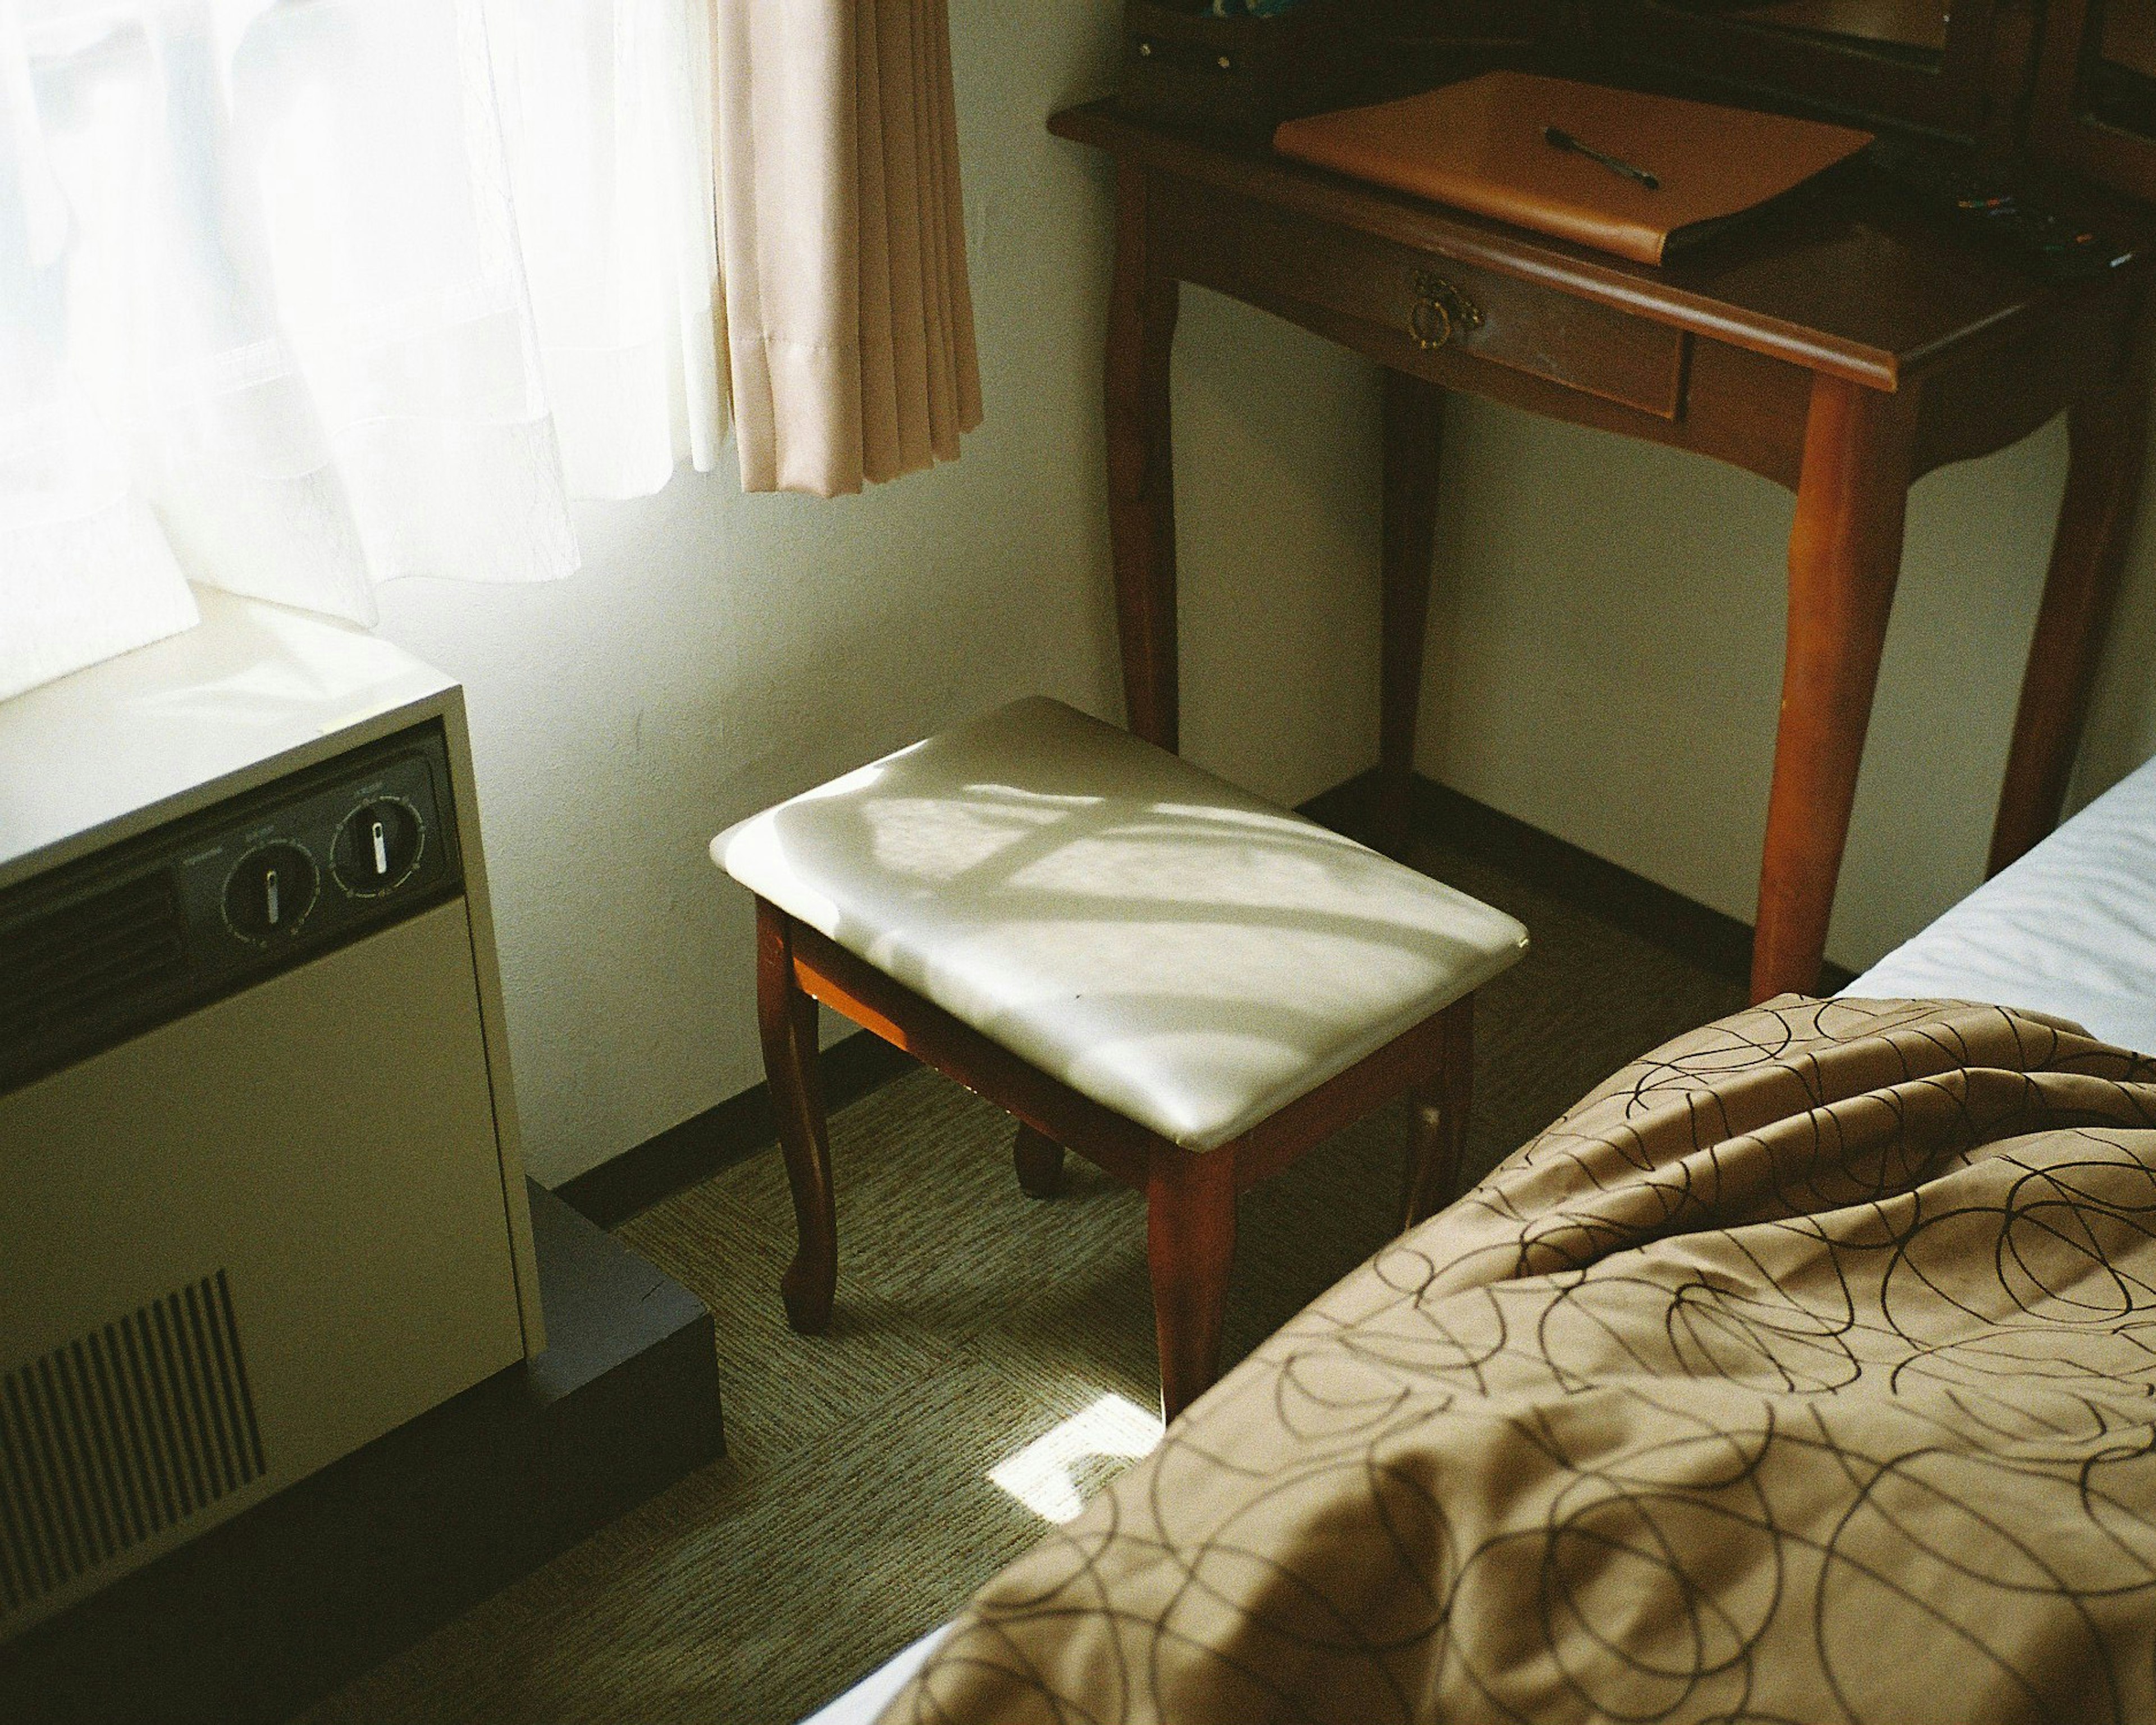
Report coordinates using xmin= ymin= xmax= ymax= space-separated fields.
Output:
xmin=808 ymin=752 xmax=2156 ymax=1725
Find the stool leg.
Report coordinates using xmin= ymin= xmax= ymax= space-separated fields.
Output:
xmin=1402 ymin=993 xmax=1475 ymax=1230
xmin=1147 ymin=1147 xmax=1237 ymax=1423
xmin=1013 ymin=1124 xmax=1065 ymax=1198
xmin=758 ymin=901 xmax=837 ymax=1333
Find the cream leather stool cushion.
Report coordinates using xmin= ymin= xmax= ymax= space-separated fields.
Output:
xmin=714 ymin=698 xmax=1527 ymax=1151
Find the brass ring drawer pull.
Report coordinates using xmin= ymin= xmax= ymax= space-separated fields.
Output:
xmin=1408 ymin=272 xmax=1484 ymax=351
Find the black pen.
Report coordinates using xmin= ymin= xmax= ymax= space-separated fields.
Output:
xmin=1543 ymin=126 xmax=1660 ymax=190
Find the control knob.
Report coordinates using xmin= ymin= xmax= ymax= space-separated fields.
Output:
xmin=223 ymin=842 xmax=319 ymax=943
xmin=334 ymin=797 xmax=423 ymax=896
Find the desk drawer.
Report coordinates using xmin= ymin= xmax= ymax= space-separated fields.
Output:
xmin=1159 ymin=185 xmax=1688 ymax=420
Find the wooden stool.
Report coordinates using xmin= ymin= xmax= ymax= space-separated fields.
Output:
xmin=712 ymin=699 xmax=1527 ymax=1420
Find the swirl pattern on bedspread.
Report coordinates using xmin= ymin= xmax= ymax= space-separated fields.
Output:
xmin=879 ymin=997 xmax=2156 ymax=1725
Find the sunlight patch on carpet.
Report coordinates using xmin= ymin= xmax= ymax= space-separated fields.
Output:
xmin=988 ymin=1394 xmax=1163 ymax=1523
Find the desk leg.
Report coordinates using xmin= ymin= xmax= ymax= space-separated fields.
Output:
xmin=1377 ymin=370 xmax=1446 ymax=856
xmin=1751 ymin=376 xmax=1919 ymax=1002
xmin=1106 ymin=161 xmax=1182 ymax=752
xmin=1985 ymin=348 xmax=2151 ymax=875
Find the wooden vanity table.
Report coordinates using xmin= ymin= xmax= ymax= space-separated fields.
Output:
xmin=1052 ymin=0 xmax=2156 ymax=1000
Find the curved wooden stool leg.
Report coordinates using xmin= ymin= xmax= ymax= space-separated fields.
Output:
xmin=1402 ymin=993 xmax=1475 ymax=1230
xmin=1148 ymin=1146 xmax=1237 ymax=1422
xmin=758 ymin=901 xmax=837 ymax=1333
xmin=1013 ymin=1124 xmax=1065 ymax=1198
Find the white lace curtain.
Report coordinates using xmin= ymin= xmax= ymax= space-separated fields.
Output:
xmin=495 ymin=0 xmax=724 ymax=500
xmin=0 ymin=0 xmax=731 ymax=701
xmin=2 ymin=0 xmax=983 ymax=705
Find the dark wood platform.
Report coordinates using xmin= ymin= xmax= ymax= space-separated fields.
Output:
xmin=0 ymin=1183 xmax=723 ymax=1725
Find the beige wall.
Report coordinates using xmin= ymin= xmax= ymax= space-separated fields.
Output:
xmin=374 ymin=1 xmax=2156 ymax=1185
xmin=1429 ymin=396 xmax=2156 ymax=971
xmin=372 ymin=0 xmax=1381 ymax=1184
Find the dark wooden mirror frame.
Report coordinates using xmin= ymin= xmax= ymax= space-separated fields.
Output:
xmin=2031 ymin=0 xmax=2156 ymax=202
xmin=1586 ymin=0 xmax=2018 ymax=142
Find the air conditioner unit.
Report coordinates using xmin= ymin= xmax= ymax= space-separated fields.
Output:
xmin=0 ymin=592 xmax=543 ymax=1641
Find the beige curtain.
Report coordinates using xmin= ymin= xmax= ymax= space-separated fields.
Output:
xmin=713 ymin=0 xmax=981 ymax=497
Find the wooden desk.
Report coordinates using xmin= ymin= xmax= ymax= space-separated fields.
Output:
xmin=1049 ymin=98 xmax=2155 ymax=1000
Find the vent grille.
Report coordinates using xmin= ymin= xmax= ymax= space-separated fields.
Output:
xmin=0 ymin=870 xmax=189 ymax=1058
xmin=0 ymin=1272 xmax=265 ymax=1619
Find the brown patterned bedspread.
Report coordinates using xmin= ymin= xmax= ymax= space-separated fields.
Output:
xmin=881 ymin=998 xmax=2156 ymax=1725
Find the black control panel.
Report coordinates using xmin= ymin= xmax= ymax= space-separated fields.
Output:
xmin=1 ymin=723 xmax=464 ymax=1097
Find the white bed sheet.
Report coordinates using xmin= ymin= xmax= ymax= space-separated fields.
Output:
xmin=798 ymin=1627 xmax=948 ymax=1725
xmin=805 ymin=752 xmax=2156 ymax=1725
xmin=1848 ymin=751 xmax=2156 ymax=1053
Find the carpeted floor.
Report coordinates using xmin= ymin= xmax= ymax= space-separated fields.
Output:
xmin=303 ymin=838 xmax=1742 ymax=1725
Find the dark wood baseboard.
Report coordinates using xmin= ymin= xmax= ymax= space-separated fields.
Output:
xmin=1304 ymin=768 xmax=1855 ymax=996
xmin=563 ymin=768 xmax=1843 ymax=1231
xmin=558 ymin=1030 xmax=916 ymax=1227
xmin=1 ymin=1185 xmax=722 ymax=1725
